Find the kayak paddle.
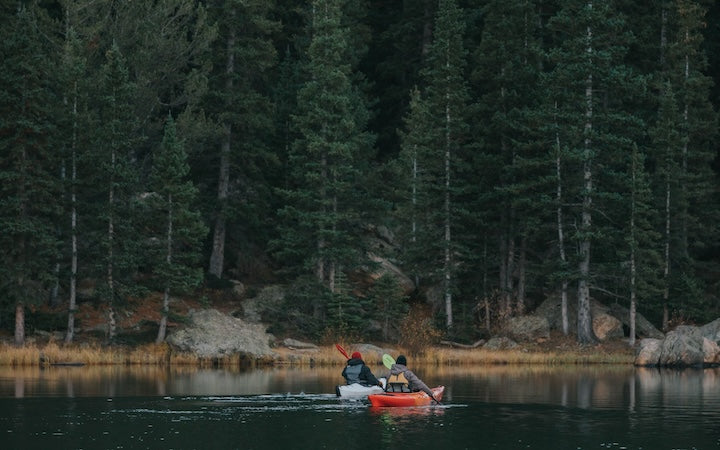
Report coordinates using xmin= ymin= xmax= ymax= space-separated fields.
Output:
xmin=335 ymin=343 xmax=350 ymax=359
xmin=382 ymin=354 xmax=395 ymax=369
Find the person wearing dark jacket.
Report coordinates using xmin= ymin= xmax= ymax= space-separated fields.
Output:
xmin=342 ymin=352 xmax=382 ymax=387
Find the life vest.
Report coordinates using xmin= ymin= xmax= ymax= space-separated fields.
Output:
xmin=344 ymin=363 xmax=362 ymax=384
xmin=387 ymin=371 xmax=410 ymax=392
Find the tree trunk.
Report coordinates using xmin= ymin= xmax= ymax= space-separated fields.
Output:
xmin=443 ymin=70 xmax=453 ymax=329
xmin=577 ymin=17 xmax=597 ymax=345
xmin=555 ymin=117 xmax=569 ymax=335
xmin=662 ymin=164 xmax=671 ymax=332
xmin=14 ymin=303 xmax=25 ymax=347
xmin=208 ymin=29 xmax=236 ymax=279
xmin=505 ymin=234 xmax=515 ymax=314
xmin=680 ymin=26 xmax=690 ymax=259
xmin=107 ymin=148 xmax=117 ymax=342
xmin=516 ymin=237 xmax=526 ymax=314
xmin=629 ymin=150 xmax=637 ymax=347
xmin=66 ymin=75 xmax=78 ymax=343
xmin=157 ymin=193 xmax=173 ymax=344
xmin=63 ymin=6 xmax=78 ymax=343
xmin=157 ymin=287 xmax=170 ymax=344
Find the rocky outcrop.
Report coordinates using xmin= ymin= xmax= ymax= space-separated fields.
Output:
xmin=167 ymin=309 xmax=274 ymax=358
xmin=635 ymin=322 xmax=720 ymax=367
xmin=658 ymin=326 xmax=705 ymax=366
xmin=700 ymin=318 xmax=720 ymax=344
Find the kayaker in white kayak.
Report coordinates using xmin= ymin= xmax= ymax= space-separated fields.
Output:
xmin=386 ymin=355 xmax=434 ymax=397
xmin=342 ymin=351 xmax=383 ymax=387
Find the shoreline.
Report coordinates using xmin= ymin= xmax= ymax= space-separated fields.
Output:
xmin=0 ymin=339 xmax=636 ymax=367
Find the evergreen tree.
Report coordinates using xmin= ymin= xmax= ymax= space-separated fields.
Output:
xmin=278 ymin=0 xmax=374 ymax=302
xmin=545 ymin=0 xmax=643 ymax=344
xmin=396 ymin=87 xmax=433 ymax=289
xmin=469 ymin=0 xmax=546 ymax=317
xmin=204 ymin=0 xmax=279 ymax=281
xmin=660 ymin=0 xmax=719 ymax=325
xmin=149 ymin=114 xmax=207 ymax=343
xmin=88 ymin=43 xmax=143 ymax=342
xmin=58 ymin=2 xmax=90 ymax=343
xmin=368 ymin=274 xmax=409 ymax=341
xmin=624 ymin=144 xmax=662 ymax=346
xmin=0 ymin=3 xmax=62 ymax=345
xmin=403 ymin=0 xmax=471 ymax=329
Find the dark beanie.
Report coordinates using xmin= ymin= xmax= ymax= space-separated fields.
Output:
xmin=396 ymin=355 xmax=407 ymax=366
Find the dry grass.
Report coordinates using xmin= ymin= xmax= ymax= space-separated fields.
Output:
xmin=0 ymin=336 xmax=635 ymax=367
xmin=0 ymin=342 xmax=200 ymax=366
xmin=423 ymin=346 xmax=634 ymax=366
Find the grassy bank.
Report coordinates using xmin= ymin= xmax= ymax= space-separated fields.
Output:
xmin=0 ymin=339 xmax=635 ymax=367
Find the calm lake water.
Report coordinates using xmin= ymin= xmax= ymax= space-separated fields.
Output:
xmin=0 ymin=363 xmax=718 ymax=449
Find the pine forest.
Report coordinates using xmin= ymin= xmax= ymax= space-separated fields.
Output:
xmin=1 ymin=0 xmax=719 ymax=347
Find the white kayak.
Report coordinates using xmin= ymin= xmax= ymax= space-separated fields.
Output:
xmin=336 ymin=377 xmax=387 ymax=398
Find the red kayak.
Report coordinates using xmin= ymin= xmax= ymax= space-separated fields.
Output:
xmin=368 ymin=386 xmax=444 ymax=407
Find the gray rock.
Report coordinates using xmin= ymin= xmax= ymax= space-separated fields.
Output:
xmin=659 ymin=326 xmax=705 ymax=366
xmin=700 ymin=318 xmax=720 ymax=343
xmin=608 ymin=303 xmax=664 ymax=339
xmin=167 ymin=309 xmax=273 ymax=358
xmin=703 ymin=338 xmax=720 ymax=364
xmin=635 ymin=338 xmax=662 ymax=366
xmin=506 ymin=315 xmax=550 ymax=341
xmin=593 ymin=313 xmax=624 ymax=341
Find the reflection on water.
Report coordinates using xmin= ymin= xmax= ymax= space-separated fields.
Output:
xmin=1 ymin=364 xmax=719 ymax=449
xmin=2 ymin=364 xmax=719 ymax=409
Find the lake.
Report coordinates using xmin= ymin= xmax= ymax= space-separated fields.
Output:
xmin=0 ymin=364 xmax=718 ymax=449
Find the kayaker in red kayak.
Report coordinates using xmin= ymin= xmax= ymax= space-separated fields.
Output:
xmin=386 ymin=355 xmax=435 ymax=399
xmin=342 ymin=351 xmax=383 ymax=387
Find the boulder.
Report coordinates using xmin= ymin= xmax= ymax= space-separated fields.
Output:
xmin=659 ymin=326 xmax=705 ymax=367
xmin=608 ymin=303 xmax=664 ymax=339
xmin=593 ymin=313 xmax=624 ymax=341
xmin=505 ymin=315 xmax=550 ymax=341
xmin=635 ymin=321 xmax=720 ymax=367
xmin=703 ymin=338 xmax=720 ymax=365
xmin=635 ymin=338 xmax=662 ymax=366
xmin=167 ymin=309 xmax=274 ymax=358
xmin=700 ymin=318 xmax=720 ymax=343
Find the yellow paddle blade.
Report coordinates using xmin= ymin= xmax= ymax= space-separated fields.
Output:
xmin=382 ymin=354 xmax=395 ymax=369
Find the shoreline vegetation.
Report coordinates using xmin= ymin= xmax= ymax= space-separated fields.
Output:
xmin=0 ymin=340 xmax=635 ymax=368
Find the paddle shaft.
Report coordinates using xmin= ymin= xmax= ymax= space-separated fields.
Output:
xmin=335 ymin=343 xmax=350 ymax=359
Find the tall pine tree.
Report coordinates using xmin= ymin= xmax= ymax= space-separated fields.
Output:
xmin=149 ymin=114 xmax=207 ymax=343
xmin=0 ymin=3 xmax=61 ymax=345
xmin=396 ymin=0 xmax=471 ymax=329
